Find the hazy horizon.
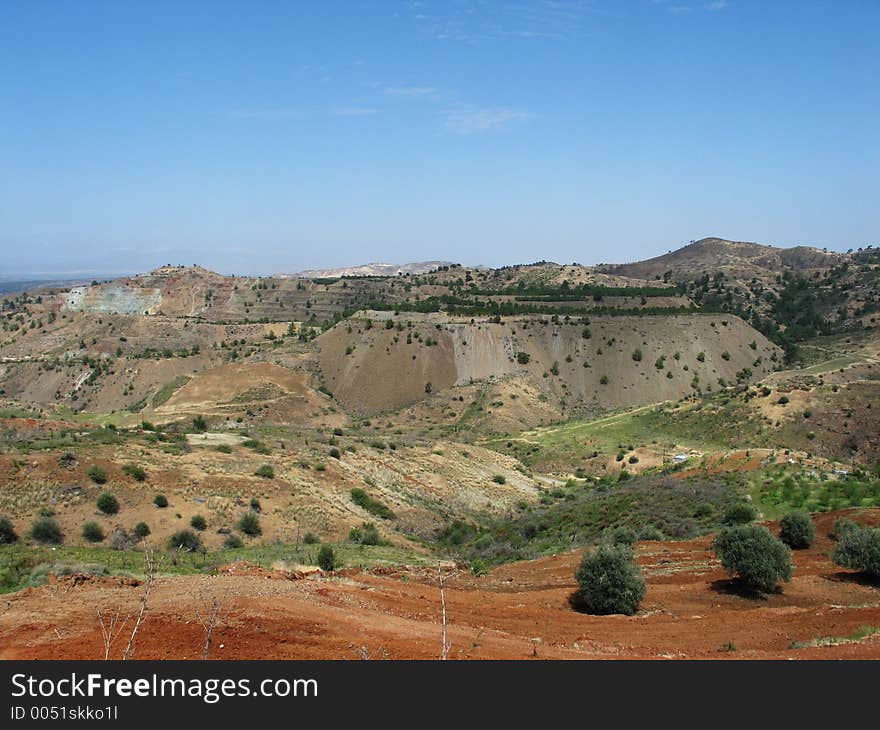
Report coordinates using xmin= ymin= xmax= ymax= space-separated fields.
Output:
xmin=2 ymin=1 xmax=878 ymax=277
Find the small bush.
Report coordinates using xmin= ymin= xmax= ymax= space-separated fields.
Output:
xmin=30 ymin=517 xmax=63 ymax=544
xmin=350 ymin=488 xmax=396 ymax=520
xmin=723 ymin=502 xmax=757 ymax=525
xmin=516 ymin=351 xmax=531 ymax=364
xmin=0 ymin=516 xmax=18 ymax=544
xmin=223 ymin=534 xmax=244 ymax=549
xmin=238 ymin=512 xmax=262 ymax=536
xmin=168 ymin=529 xmax=204 ymax=552
xmin=190 ymin=514 xmax=207 ymax=531
xmin=637 ymin=524 xmax=664 ymax=541
xmin=602 ymin=526 xmax=637 ymax=546
xmin=713 ymin=524 xmax=792 ymax=593
xmin=87 ymin=465 xmax=108 ymax=484
xmin=122 ymin=463 xmax=146 ymax=481
xmin=573 ymin=544 xmax=645 ymax=616
xmin=317 ymin=545 xmax=338 ymax=571
xmin=329 ymin=448 xmax=340 ymax=459
xmin=215 ymin=444 xmax=233 ymax=454
xmin=249 ymin=497 xmax=262 ymax=512
xmin=779 ymin=510 xmax=815 ymax=549
xmin=82 ymin=521 xmax=105 ymax=543
xmin=96 ymin=492 xmax=120 ymax=515
xmin=132 ymin=522 xmax=151 ymax=539
xmin=191 ymin=415 xmax=208 ymax=432
xmin=349 ymin=522 xmax=381 ymax=545
xmin=254 ymin=464 xmax=274 ymax=479
xmin=832 ymin=525 xmax=880 ymax=578
xmin=303 ymin=532 xmax=320 ymax=545
xmin=833 ymin=518 xmax=860 ymax=542
xmin=492 ymin=474 xmax=506 ymax=484
xmin=153 ymin=494 xmax=168 ymax=508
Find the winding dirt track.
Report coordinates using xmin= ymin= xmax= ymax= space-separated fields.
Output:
xmin=1 ymin=510 xmax=879 ymax=660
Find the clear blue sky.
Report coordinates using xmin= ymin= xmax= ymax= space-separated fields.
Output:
xmin=1 ymin=1 xmax=878 ymax=277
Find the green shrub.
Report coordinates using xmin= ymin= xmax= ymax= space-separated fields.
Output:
xmin=832 ymin=525 xmax=880 ymax=578
xmin=249 ymin=497 xmax=262 ymax=512
xmin=349 ymin=522 xmax=381 ymax=545
xmin=96 ymin=492 xmax=119 ymax=515
xmin=122 ymin=463 xmax=146 ymax=481
xmin=254 ymin=464 xmax=274 ymax=479
xmin=573 ymin=544 xmax=645 ymax=616
xmin=191 ymin=415 xmax=208 ymax=432
xmin=82 ymin=521 xmax=105 ymax=543
xmin=329 ymin=448 xmax=341 ymax=459
xmin=723 ymin=502 xmax=757 ymax=525
xmin=779 ymin=510 xmax=815 ymax=549
xmin=153 ymin=494 xmax=168 ymax=508
xmin=516 ymin=351 xmax=531 ymax=364
xmin=492 ymin=474 xmax=506 ymax=484
xmin=0 ymin=516 xmax=18 ymax=544
xmin=223 ymin=534 xmax=244 ymax=549
xmin=637 ymin=524 xmax=664 ymax=541
xmin=215 ymin=444 xmax=233 ymax=454
xmin=30 ymin=517 xmax=63 ymax=544
xmin=87 ymin=465 xmax=108 ymax=484
xmin=238 ymin=512 xmax=262 ymax=536
xmin=350 ymin=488 xmax=396 ymax=520
xmin=713 ymin=524 xmax=792 ymax=593
xmin=132 ymin=522 xmax=151 ymax=539
xmin=602 ymin=526 xmax=637 ymax=546
xmin=317 ymin=545 xmax=337 ymax=571
xmin=833 ymin=517 xmax=858 ymax=541
xmin=168 ymin=529 xmax=204 ymax=552
xmin=190 ymin=514 xmax=207 ymax=531
xmin=303 ymin=532 xmax=320 ymax=545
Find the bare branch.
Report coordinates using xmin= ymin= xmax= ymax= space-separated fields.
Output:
xmin=439 ymin=562 xmax=451 ymax=660
xmin=96 ymin=607 xmax=130 ymax=660
xmin=123 ymin=541 xmax=156 ymax=661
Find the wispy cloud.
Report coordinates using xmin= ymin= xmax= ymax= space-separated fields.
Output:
xmin=444 ymin=107 xmax=530 ymax=134
xmin=653 ymin=0 xmax=730 ymax=13
xmin=705 ymin=1 xmax=728 ymax=10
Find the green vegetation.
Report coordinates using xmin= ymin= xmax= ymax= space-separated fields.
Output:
xmin=0 ymin=517 xmax=18 ymax=545
xmin=190 ymin=514 xmax=207 ymax=531
xmin=153 ymin=494 xmax=168 ymax=508
xmin=152 ymin=375 xmax=191 ymax=407
xmin=96 ymin=492 xmax=119 ymax=515
xmin=168 ymin=529 xmax=204 ymax=553
xmin=713 ymin=524 xmax=792 ymax=593
xmin=350 ymin=488 xmax=396 ymax=520
xmin=573 ymin=544 xmax=645 ymax=616
xmin=254 ymin=464 xmax=275 ymax=479
xmin=779 ymin=511 xmax=815 ymax=549
xmin=122 ymin=463 xmax=146 ymax=481
xmin=87 ymin=465 xmax=108 ymax=484
xmin=133 ymin=522 xmax=150 ymax=539
xmin=238 ymin=512 xmax=262 ymax=536
xmin=82 ymin=521 xmax=105 ymax=543
xmin=29 ymin=517 xmax=63 ymax=545
xmin=439 ymin=473 xmax=741 ymax=566
xmin=317 ymin=545 xmax=338 ymax=571
xmin=832 ymin=524 xmax=880 ymax=579
xmin=723 ymin=502 xmax=757 ymax=525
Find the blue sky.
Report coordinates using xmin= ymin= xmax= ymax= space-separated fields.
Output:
xmin=1 ymin=1 xmax=878 ymax=277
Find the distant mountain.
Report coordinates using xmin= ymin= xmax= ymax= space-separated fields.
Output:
xmin=293 ymin=261 xmax=457 ymax=278
xmin=596 ymin=237 xmax=844 ymax=282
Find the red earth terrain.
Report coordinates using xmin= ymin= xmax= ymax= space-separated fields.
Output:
xmin=1 ymin=510 xmax=878 ymax=660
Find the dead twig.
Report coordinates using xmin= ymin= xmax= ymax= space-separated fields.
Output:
xmin=439 ymin=562 xmax=451 ymax=660
xmin=122 ymin=541 xmax=155 ymax=661
xmin=194 ymin=593 xmax=224 ymax=660
xmin=96 ymin=608 xmax=131 ymax=660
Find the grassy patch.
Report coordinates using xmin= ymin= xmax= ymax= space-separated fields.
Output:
xmin=151 ymin=376 xmax=191 ymax=407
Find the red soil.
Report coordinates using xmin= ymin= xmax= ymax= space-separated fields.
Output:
xmin=1 ymin=510 xmax=879 ymax=660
